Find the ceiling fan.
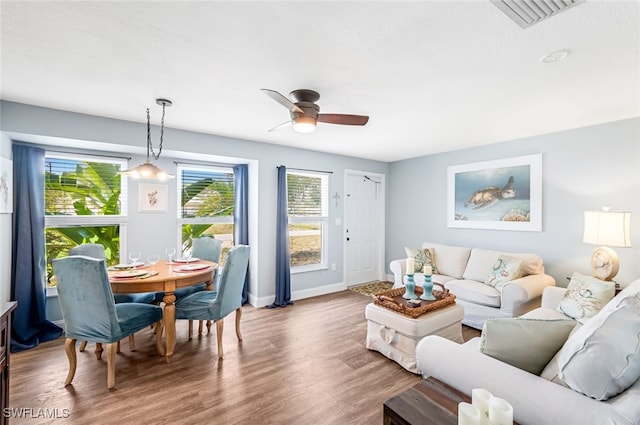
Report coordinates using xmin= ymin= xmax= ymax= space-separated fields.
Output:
xmin=261 ymin=88 xmax=369 ymax=133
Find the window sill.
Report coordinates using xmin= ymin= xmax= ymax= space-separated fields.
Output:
xmin=291 ymin=264 xmax=328 ymax=274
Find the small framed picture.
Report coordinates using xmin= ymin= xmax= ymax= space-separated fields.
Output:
xmin=0 ymin=157 xmax=13 ymax=214
xmin=138 ymin=183 xmax=168 ymax=213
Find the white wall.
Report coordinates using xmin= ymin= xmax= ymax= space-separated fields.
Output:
xmin=0 ymin=131 xmax=12 ymax=304
xmin=386 ymin=118 xmax=640 ymax=287
xmin=0 ymin=101 xmax=389 ymax=312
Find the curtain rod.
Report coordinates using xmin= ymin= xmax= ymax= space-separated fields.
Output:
xmin=277 ymin=165 xmax=333 ymax=174
xmin=174 ymin=160 xmax=241 ymax=168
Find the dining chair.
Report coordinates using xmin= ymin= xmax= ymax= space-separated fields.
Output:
xmin=174 ymin=245 xmax=249 ymax=359
xmin=156 ymin=236 xmax=223 ymax=336
xmin=68 ymin=243 xmax=157 ymax=352
xmin=53 ymin=255 xmax=164 ymax=389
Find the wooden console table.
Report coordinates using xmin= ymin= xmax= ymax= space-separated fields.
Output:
xmin=383 ymin=377 xmax=519 ymax=425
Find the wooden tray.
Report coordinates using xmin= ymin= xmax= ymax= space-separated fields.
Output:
xmin=372 ymin=284 xmax=456 ymax=318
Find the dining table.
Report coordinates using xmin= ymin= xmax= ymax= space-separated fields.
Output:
xmin=108 ymin=259 xmax=218 ymax=359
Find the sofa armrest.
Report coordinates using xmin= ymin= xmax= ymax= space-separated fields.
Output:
xmin=389 ymin=259 xmax=406 ymax=288
xmin=500 ymin=273 xmax=556 ymax=316
xmin=415 ymin=336 xmax=631 ymax=425
xmin=541 ymin=286 xmax=567 ymax=309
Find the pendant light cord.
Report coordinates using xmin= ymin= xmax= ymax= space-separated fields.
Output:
xmin=148 ymin=102 xmax=166 ymax=161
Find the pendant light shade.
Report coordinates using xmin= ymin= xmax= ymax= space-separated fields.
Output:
xmin=121 ymin=98 xmax=174 ymax=180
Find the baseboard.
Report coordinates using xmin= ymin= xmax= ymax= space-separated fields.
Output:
xmin=252 ymin=282 xmax=347 ymax=308
xmin=385 ymin=273 xmax=394 ymax=283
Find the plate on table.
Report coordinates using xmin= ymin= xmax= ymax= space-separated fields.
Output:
xmin=111 ymin=269 xmax=148 ymax=279
xmin=175 ymin=264 xmax=210 ymax=272
xmin=174 ymin=258 xmax=200 ymax=263
xmin=112 ymin=262 xmax=145 ymax=270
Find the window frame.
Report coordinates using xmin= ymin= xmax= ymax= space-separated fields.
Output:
xmin=287 ymin=170 xmax=329 ymax=273
xmin=176 ymin=163 xmax=235 ymax=256
xmin=44 ymin=151 xmax=129 ymax=293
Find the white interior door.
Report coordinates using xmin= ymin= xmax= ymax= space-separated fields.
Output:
xmin=344 ymin=171 xmax=384 ymax=286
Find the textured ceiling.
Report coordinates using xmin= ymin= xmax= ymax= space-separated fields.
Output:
xmin=1 ymin=1 xmax=639 ymax=162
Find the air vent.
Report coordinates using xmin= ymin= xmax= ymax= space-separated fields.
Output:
xmin=491 ymin=0 xmax=586 ymax=28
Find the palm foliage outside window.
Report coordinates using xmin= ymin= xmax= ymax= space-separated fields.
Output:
xmin=178 ymin=165 xmax=235 ymax=264
xmin=44 ymin=153 xmax=127 ymax=286
xmin=287 ymin=171 xmax=328 ymax=270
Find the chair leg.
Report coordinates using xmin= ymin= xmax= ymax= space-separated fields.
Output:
xmin=188 ymin=320 xmax=193 ymax=341
xmin=155 ymin=320 xmax=165 ymax=356
xmin=116 ymin=340 xmax=121 ymax=353
xmin=128 ymin=334 xmax=136 ymax=351
xmin=207 ymin=320 xmax=212 ymax=334
xmin=198 ymin=320 xmax=204 ymax=335
xmin=64 ymin=338 xmax=77 ymax=386
xmin=106 ymin=342 xmax=117 ymax=389
xmin=95 ymin=343 xmax=104 ymax=360
xmin=216 ymin=319 xmax=224 ymax=360
xmin=79 ymin=340 xmax=88 ymax=352
xmin=235 ymin=307 xmax=243 ymax=341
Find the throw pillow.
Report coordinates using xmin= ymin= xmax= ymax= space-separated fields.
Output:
xmin=484 ymin=255 xmax=522 ymax=291
xmin=479 ymin=318 xmax=577 ymax=375
xmin=557 ymin=272 xmax=615 ymax=321
xmin=404 ymin=247 xmax=438 ymax=274
xmin=556 ymin=291 xmax=640 ymax=400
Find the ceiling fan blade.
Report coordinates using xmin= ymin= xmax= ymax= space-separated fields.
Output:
xmin=318 ymin=114 xmax=369 ymax=126
xmin=261 ymin=89 xmax=304 ymax=114
xmin=268 ymin=120 xmax=293 ymax=132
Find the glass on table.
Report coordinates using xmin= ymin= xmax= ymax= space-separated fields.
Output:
xmin=165 ymin=247 xmax=176 ymax=264
xmin=148 ymin=254 xmax=160 ymax=271
xmin=128 ymin=251 xmax=141 ymax=265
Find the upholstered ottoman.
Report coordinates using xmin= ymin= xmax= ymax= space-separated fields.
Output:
xmin=365 ymin=302 xmax=464 ymax=373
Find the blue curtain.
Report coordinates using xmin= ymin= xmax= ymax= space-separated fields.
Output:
xmin=233 ymin=164 xmax=250 ymax=304
xmin=266 ymin=165 xmax=293 ymax=308
xmin=11 ymin=144 xmax=62 ymax=352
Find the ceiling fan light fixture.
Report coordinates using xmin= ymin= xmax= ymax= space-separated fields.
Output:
xmin=293 ymin=116 xmax=317 ymax=133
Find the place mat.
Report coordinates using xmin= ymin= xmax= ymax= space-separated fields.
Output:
xmin=174 ymin=264 xmax=211 ymax=272
xmin=109 ymin=262 xmax=146 ymax=270
xmin=173 ymin=258 xmax=200 ymax=263
xmin=372 ymin=285 xmax=456 ymax=318
xmin=111 ymin=269 xmax=149 ymax=279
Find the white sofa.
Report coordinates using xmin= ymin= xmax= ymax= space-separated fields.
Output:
xmin=415 ymin=279 xmax=640 ymax=425
xmin=390 ymin=242 xmax=556 ymax=329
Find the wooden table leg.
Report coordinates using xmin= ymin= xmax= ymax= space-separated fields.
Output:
xmin=163 ymin=293 xmax=177 ymax=360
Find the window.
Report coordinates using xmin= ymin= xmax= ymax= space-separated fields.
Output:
xmin=287 ymin=171 xmax=328 ymax=271
xmin=177 ymin=165 xmax=235 ymax=263
xmin=44 ymin=153 xmax=128 ymax=287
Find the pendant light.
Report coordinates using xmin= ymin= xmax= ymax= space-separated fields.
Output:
xmin=121 ymin=98 xmax=174 ymax=180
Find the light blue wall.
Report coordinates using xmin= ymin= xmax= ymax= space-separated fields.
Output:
xmin=386 ymin=118 xmax=640 ymax=287
xmin=0 ymin=101 xmax=389 ymax=312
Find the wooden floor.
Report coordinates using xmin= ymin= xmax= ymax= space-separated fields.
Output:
xmin=10 ymin=290 xmax=479 ymax=425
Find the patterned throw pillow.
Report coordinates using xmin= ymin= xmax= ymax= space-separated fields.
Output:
xmin=403 ymin=247 xmax=438 ymax=274
xmin=557 ymin=272 xmax=615 ymax=321
xmin=485 ymin=255 xmax=522 ymax=291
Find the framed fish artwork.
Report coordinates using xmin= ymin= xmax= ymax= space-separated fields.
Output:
xmin=447 ymin=154 xmax=542 ymax=231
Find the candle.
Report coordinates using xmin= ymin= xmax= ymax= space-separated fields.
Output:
xmin=406 ymin=257 xmax=415 ymax=274
xmin=423 ymin=265 xmax=432 ymax=275
xmin=488 ymin=397 xmax=513 ymax=425
xmin=458 ymin=402 xmax=481 ymax=425
xmin=472 ymin=388 xmax=492 ymax=425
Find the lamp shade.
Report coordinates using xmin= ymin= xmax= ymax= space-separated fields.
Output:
xmin=293 ymin=116 xmax=317 ymax=133
xmin=583 ymin=210 xmax=631 ymax=247
xmin=121 ymin=161 xmax=174 ymax=180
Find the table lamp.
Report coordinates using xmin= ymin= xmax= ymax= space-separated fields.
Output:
xmin=583 ymin=208 xmax=631 ymax=281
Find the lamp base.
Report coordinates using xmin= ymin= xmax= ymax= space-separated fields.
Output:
xmin=590 ymin=246 xmax=619 ymax=281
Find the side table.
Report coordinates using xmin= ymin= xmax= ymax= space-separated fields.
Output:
xmin=383 ymin=377 xmax=519 ymax=425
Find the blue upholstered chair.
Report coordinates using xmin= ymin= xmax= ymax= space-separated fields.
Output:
xmin=68 ymin=244 xmax=156 ymax=304
xmin=53 ymin=255 xmax=164 ymax=389
xmin=174 ymin=245 xmax=249 ymax=359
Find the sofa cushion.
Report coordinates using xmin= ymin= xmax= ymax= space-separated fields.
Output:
xmin=445 ymin=279 xmax=501 ymax=307
xmin=422 ymin=242 xmax=470 ymax=279
xmin=463 ymin=248 xmax=543 ymax=282
xmin=556 ymin=284 xmax=640 ymax=400
xmin=557 ymin=272 xmax=615 ymax=322
xmin=404 ymin=247 xmax=438 ymax=274
xmin=480 ymin=318 xmax=576 ymax=375
xmin=484 ymin=255 xmax=522 ymax=292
